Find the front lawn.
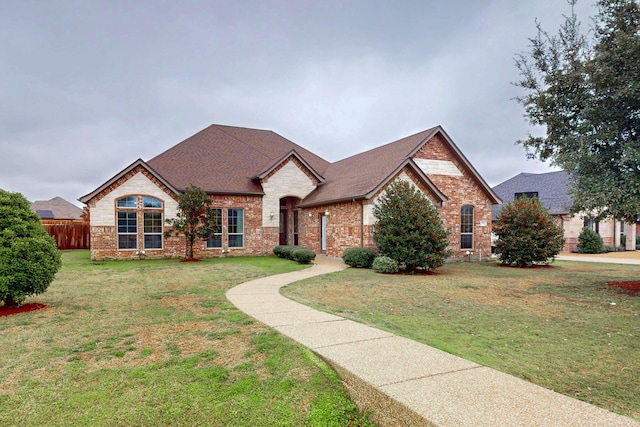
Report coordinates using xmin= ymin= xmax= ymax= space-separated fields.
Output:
xmin=282 ymin=260 xmax=640 ymax=421
xmin=0 ymin=251 xmax=374 ymax=426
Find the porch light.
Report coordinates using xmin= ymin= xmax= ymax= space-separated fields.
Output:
xmin=270 ymin=212 xmax=274 ymax=219
xmin=324 ymin=209 xmax=330 ymax=216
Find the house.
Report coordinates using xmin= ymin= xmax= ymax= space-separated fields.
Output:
xmin=30 ymin=196 xmax=90 ymax=250
xmin=491 ymin=171 xmax=637 ymax=252
xmin=31 ymin=196 xmax=84 ymax=222
xmin=80 ymin=124 xmax=501 ymax=260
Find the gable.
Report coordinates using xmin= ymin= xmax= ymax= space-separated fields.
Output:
xmin=362 ymin=169 xmax=441 ymax=226
xmin=89 ymin=170 xmax=178 ymax=227
xmin=411 ymin=132 xmax=501 ymax=205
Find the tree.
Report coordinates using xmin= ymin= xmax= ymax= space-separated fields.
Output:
xmin=514 ymin=0 xmax=640 ymax=223
xmin=164 ymin=185 xmax=220 ymax=260
xmin=373 ymin=180 xmax=451 ymax=272
xmin=493 ymin=196 xmax=565 ymax=267
xmin=0 ymin=190 xmax=61 ymax=307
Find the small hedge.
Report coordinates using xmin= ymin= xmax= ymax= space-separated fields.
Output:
xmin=273 ymin=245 xmax=316 ymax=264
xmin=372 ymin=256 xmax=399 ymax=273
xmin=292 ymin=248 xmax=316 ymax=264
xmin=342 ymin=247 xmax=377 ymax=268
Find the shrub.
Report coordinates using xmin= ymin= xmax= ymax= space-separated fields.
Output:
xmin=373 ymin=180 xmax=451 ymax=272
xmin=342 ymin=247 xmax=377 ymax=268
xmin=371 ymin=256 xmax=399 ymax=273
xmin=493 ymin=196 xmax=564 ymax=267
xmin=291 ymin=248 xmax=316 ymax=264
xmin=0 ymin=190 xmax=62 ymax=307
xmin=636 ymin=235 xmax=640 ymax=250
xmin=577 ymin=227 xmax=605 ymax=254
xmin=273 ymin=245 xmax=296 ymax=259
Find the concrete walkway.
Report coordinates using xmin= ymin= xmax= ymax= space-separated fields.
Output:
xmin=226 ymin=257 xmax=639 ymax=427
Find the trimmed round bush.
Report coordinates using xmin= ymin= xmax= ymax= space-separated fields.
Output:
xmin=273 ymin=245 xmax=296 ymax=260
xmin=371 ymin=256 xmax=399 ymax=273
xmin=577 ymin=227 xmax=605 ymax=254
xmin=342 ymin=247 xmax=377 ymax=268
xmin=0 ymin=190 xmax=61 ymax=307
xmin=292 ymin=248 xmax=316 ymax=264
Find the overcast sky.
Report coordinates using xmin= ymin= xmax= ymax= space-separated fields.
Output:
xmin=1 ymin=0 xmax=597 ymax=206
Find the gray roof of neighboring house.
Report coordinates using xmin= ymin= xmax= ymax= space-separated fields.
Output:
xmin=31 ymin=196 xmax=84 ymax=220
xmin=491 ymin=171 xmax=573 ymax=219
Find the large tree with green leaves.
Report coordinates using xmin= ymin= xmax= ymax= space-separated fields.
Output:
xmin=514 ymin=0 xmax=640 ymax=223
xmin=0 ymin=190 xmax=61 ymax=307
xmin=164 ymin=184 xmax=220 ymax=260
xmin=373 ymin=180 xmax=450 ymax=272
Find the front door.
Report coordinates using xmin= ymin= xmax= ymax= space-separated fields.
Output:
xmin=279 ymin=209 xmax=287 ymax=245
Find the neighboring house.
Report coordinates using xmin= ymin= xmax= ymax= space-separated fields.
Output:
xmin=491 ymin=171 xmax=637 ymax=252
xmin=80 ymin=124 xmax=501 ymax=260
xmin=31 ymin=196 xmax=84 ymax=222
xmin=30 ymin=196 xmax=90 ymax=250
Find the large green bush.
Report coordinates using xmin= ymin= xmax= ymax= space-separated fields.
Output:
xmin=0 ymin=190 xmax=61 ymax=307
xmin=577 ymin=227 xmax=605 ymax=254
xmin=342 ymin=247 xmax=377 ymax=268
xmin=493 ymin=196 xmax=565 ymax=267
xmin=373 ymin=180 xmax=451 ymax=272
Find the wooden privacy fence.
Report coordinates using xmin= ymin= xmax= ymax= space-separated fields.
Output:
xmin=42 ymin=222 xmax=90 ymax=250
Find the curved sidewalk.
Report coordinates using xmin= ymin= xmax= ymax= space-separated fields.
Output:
xmin=226 ymin=257 xmax=639 ymax=427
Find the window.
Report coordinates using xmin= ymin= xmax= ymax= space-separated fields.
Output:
xmin=118 ymin=211 xmax=137 ymax=249
xmin=117 ymin=196 xmax=137 ymax=208
xmin=143 ymin=196 xmax=162 ymax=208
xmin=116 ymin=195 xmax=164 ymax=250
xmin=514 ymin=192 xmax=538 ymax=199
xmin=461 ymin=205 xmax=474 ymax=249
xmin=206 ymin=208 xmax=223 ymax=248
xmin=228 ymin=208 xmax=244 ymax=248
xmin=144 ymin=212 xmax=163 ymax=249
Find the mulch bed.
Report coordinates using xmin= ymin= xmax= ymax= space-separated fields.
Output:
xmin=608 ymin=281 xmax=640 ymax=296
xmin=0 ymin=303 xmax=47 ymax=317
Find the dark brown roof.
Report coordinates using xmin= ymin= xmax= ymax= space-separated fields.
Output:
xmin=81 ymin=124 xmax=501 ymax=208
xmin=31 ymin=197 xmax=83 ymax=220
xmin=146 ymin=125 xmax=330 ymax=194
xmin=300 ymin=127 xmax=443 ymax=206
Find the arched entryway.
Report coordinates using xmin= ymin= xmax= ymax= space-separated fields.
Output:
xmin=279 ymin=197 xmax=301 ymax=246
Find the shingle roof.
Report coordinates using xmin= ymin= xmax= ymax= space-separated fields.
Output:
xmin=81 ymin=124 xmax=501 ymax=208
xmin=491 ymin=171 xmax=573 ymax=219
xmin=146 ymin=125 xmax=330 ymax=194
xmin=300 ymin=127 xmax=443 ymax=206
xmin=31 ymin=197 xmax=84 ymax=220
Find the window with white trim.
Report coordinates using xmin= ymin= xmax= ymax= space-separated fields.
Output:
xmin=461 ymin=205 xmax=474 ymax=250
xmin=116 ymin=195 xmax=164 ymax=250
xmin=206 ymin=208 xmax=223 ymax=248
xmin=118 ymin=211 xmax=137 ymax=249
xmin=228 ymin=208 xmax=244 ymax=248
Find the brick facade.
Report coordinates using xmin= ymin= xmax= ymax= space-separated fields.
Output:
xmin=84 ymin=126 xmax=500 ymax=261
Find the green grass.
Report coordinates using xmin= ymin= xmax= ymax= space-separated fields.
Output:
xmin=0 ymin=251 xmax=374 ymax=426
xmin=282 ymin=260 xmax=640 ymax=421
